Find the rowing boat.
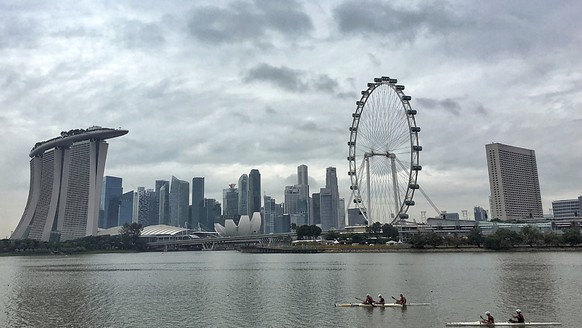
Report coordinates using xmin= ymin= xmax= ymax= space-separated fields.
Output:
xmin=445 ymin=321 xmax=561 ymax=326
xmin=335 ymin=302 xmax=430 ymax=308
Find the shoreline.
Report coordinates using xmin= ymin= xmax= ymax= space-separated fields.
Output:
xmin=305 ymin=245 xmax=582 ymax=253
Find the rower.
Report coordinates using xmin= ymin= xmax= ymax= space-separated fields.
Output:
xmin=509 ymin=309 xmax=525 ymax=323
xmin=363 ymin=294 xmax=374 ymax=305
xmin=481 ymin=311 xmax=494 ymax=324
xmin=395 ymin=293 xmax=407 ymax=305
xmin=375 ymin=294 xmax=385 ymax=305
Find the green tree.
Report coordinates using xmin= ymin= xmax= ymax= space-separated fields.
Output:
xmin=409 ymin=233 xmax=427 ymax=249
xmin=426 ymin=232 xmax=443 ymax=248
xmin=309 ymin=225 xmax=322 ymax=239
xmin=520 ymin=225 xmax=543 ymax=247
xmin=351 ymin=233 xmax=366 ymax=244
xmin=381 ymin=223 xmax=399 ymax=240
xmin=366 ymin=222 xmax=383 ymax=237
xmin=291 ymin=223 xmax=297 ymax=232
xmin=325 ymin=230 xmax=340 ymax=240
xmin=296 ymin=225 xmax=308 ymax=240
xmin=543 ymin=232 xmax=561 ymax=246
xmin=561 ymin=228 xmax=582 ymax=246
xmin=467 ymin=227 xmax=484 ymax=247
xmin=120 ymin=222 xmax=144 ymax=250
xmin=483 ymin=229 xmax=521 ymax=250
xmin=444 ymin=234 xmax=464 ymax=248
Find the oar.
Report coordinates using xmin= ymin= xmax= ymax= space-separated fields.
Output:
xmin=480 ymin=315 xmax=485 ymax=322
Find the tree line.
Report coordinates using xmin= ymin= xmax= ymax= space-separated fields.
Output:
xmin=0 ymin=223 xmax=146 ymax=254
xmin=409 ymin=226 xmax=582 ymax=250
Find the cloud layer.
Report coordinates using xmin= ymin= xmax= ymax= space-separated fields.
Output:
xmin=1 ymin=0 xmax=581 ymax=237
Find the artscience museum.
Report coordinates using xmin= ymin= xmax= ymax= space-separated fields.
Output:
xmin=214 ymin=212 xmax=262 ymax=237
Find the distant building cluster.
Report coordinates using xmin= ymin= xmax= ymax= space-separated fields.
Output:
xmin=96 ymin=164 xmax=346 ymax=237
xmin=12 ymin=126 xmax=580 ymax=243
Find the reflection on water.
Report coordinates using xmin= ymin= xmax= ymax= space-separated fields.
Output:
xmin=0 ymin=251 xmax=579 ymax=327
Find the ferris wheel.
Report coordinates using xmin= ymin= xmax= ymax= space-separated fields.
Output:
xmin=347 ymin=76 xmax=422 ymax=225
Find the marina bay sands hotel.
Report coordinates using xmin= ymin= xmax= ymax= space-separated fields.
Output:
xmin=11 ymin=126 xmax=128 ymax=242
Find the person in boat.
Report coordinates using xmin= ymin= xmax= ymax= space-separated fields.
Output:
xmin=363 ymin=294 xmax=375 ymax=305
xmin=481 ymin=311 xmax=494 ymax=324
xmin=395 ymin=294 xmax=407 ymax=305
xmin=375 ymin=294 xmax=385 ymax=305
xmin=508 ymin=309 xmax=525 ymax=323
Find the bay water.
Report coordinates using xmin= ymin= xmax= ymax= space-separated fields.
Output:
xmin=0 ymin=251 xmax=579 ymax=327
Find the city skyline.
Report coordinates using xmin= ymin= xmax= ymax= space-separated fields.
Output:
xmin=2 ymin=1 xmax=582 ymax=238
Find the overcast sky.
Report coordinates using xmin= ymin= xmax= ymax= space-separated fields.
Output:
xmin=1 ymin=0 xmax=581 ymax=238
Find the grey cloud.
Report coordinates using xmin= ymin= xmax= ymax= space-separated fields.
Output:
xmin=116 ymin=20 xmax=165 ymax=49
xmin=416 ymin=98 xmax=462 ymax=116
xmin=333 ymin=1 xmax=461 ymax=40
xmin=243 ymin=64 xmax=307 ymax=91
xmin=243 ymin=63 xmax=338 ymax=93
xmin=0 ymin=16 xmax=42 ymax=49
xmin=187 ymin=0 xmax=313 ymax=44
xmin=312 ymin=75 xmax=339 ymax=93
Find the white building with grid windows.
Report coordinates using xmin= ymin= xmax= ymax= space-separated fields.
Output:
xmin=486 ymin=143 xmax=543 ymax=221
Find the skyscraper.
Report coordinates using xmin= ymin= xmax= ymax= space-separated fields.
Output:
xmin=248 ymin=169 xmax=261 ymax=215
xmin=99 ymin=176 xmax=123 ymax=229
xmin=169 ymin=176 xmax=190 ymax=227
xmin=118 ymin=190 xmax=135 ymax=226
xmin=136 ymin=187 xmax=157 ymax=227
xmin=486 ymin=143 xmax=543 ymax=220
xmin=11 ymin=127 xmax=128 ymax=241
xmin=191 ymin=177 xmax=204 ymax=230
xmin=297 ymin=164 xmax=310 ymax=224
xmin=155 ymin=180 xmax=169 ymax=225
xmin=223 ymin=184 xmax=239 ymax=217
xmin=157 ymin=180 xmax=170 ymax=225
xmin=326 ymin=167 xmax=341 ymax=229
xmin=237 ymin=174 xmax=249 ymax=216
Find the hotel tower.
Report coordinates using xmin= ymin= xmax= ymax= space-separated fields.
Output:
xmin=485 ymin=142 xmax=543 ymax=220
xmin=11 ymin=126 xmax=128 ymax=241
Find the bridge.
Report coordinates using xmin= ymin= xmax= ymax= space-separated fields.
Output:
xmin=146 ymin=233 xmax=293 ymax=251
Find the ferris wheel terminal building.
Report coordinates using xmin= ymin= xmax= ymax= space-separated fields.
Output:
xmin=11 ymin=126 xmax=128 ymax=242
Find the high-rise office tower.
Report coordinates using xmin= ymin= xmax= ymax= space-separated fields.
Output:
xmin=11 ymin=127 xmax=128 ymax=241
xmin=155 ymin=180 xmax=169 ymax=224
xmin=284 ymin=186 xmax=301 ymax=215
xmin=248 ymin=169 xmax=261 ymax=215
xmin=311 ymin=192 xmax=321 ymax=226
xmin=223 ymin=184 xmax=239 ymax=217
xmin=237 ymin=174 xmax=249 ymax=216
xmin=486 ymin=143 xmax=543 ymax=220
xmin=99 ymin=176 xmax=123 ymax=229
xmin=203 ymin=198 xmax=221 ymax=231
xmin=169 ymin=176 xmax=190 ymax=227
xmin=319 ymin=187 xmax=334 ymax=230
xmin=297 ymin=164 xmax=310 ymax=224
xmin=264 ymin=195 xmax=277 ymax=234
xmin=118 ymin=190 xmax=135 ymax=226
xmin=326 ymin=167 xmax=341 ymax=229
xmin=474 ymin=206 xmax=488 ymax=221
xmin=297 ymin=165 xmax=309 ymax=198
xmin=339 ymin=198 xmax=345 ymax=227
xmin=157 ymin=181 xmax=170 ymax=225
xmin=136 ymin=187 xmax=157 ymax=227
xmin=191 ymin=177 xmax=204 ymax=230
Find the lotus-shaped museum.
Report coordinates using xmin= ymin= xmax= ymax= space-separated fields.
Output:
xmin=214 ymin=212 xmax=262 ymax=237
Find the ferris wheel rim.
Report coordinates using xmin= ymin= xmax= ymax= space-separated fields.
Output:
xmin=347 ymin=76 xmax=421 ymax=225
